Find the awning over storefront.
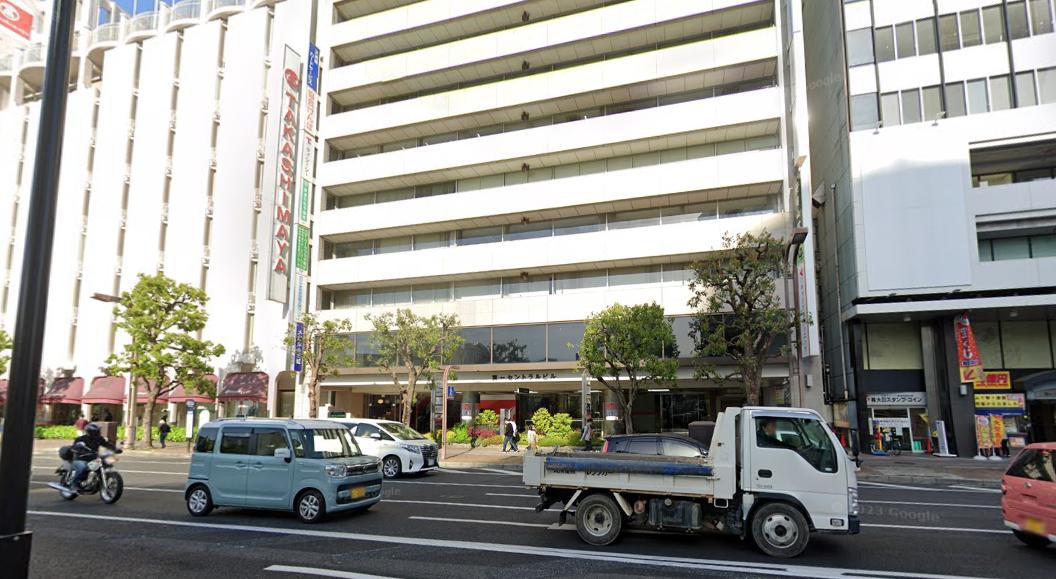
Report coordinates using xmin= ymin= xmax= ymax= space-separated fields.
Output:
xmin=40 ymin=378 xmax=84 ymax=405
xmin=169 ymin=374 xmax=218 ymax=404
xmin=0 ymin=379 xmax=47 ymax=403
xmin=134 ymin=378 xmax=169 ymax=404
xmin=82 ymin=376 xmax=127 ymax=405
xmin=219 ymin=372 xmax=269 ymax=402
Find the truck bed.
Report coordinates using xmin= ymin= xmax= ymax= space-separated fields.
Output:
xmin=522 ymin=450 xmax=721 ymax=498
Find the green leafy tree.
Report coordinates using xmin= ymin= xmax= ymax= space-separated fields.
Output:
xmin=105 ymin=274 xmax=225 ymax=448
xmin=366 ymin=309 xmax=463 ymax=426
xmin=284 ymin=312 xmax=354 ymax=419
xmin=549 ymin=412 xmax=574 ymax=437
xmin=531 ymin=407 xmax=553 ymax=435
xmin=688 ymin=230 xmax=806 ymax=405
xmin=475 ymin=409 xmax=498 ymax=429
xmin=0 ymin=329 xmax=12 ymax=375
xmin=579 ymin=303 xmax=678 ymax=434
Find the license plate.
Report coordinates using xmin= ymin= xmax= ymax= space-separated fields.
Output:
xmin=1024 ymin=518 xmax=1046 ymax=535
xmin=349 ymin=487 xmax=366 ymax=499
xmin=425 ymin=459 xmax=434 ymax=467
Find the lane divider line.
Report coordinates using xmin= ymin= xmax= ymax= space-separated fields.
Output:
xmin=385 ymin=480 xmax=524 ymax=489
xmin=861 ymin=523 xmax=1007 ymax=534
xmin=408 ymin=516 xmax=552 ymax=528
xmin=861 ymin=500 xmax=1000 ymax=510
xmin=26 ymin=510 xmax=995 ymax=579
xmin=386 ymin=499 xmax=537 ymax=511
xmin=485 ymin=493 xmax=538 ymax=498
xmin=265 ymin=564 xmax=401 ymax=579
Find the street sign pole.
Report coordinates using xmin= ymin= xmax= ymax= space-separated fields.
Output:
xmin=440 ymin=366 xmax=451 ymax=461
xmin=185 ymin=400 xmax=196 ymax=453
xmin=0 ymin=1 xmax=78 ymax=575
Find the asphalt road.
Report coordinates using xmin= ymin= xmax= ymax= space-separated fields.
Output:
xmin=19 ymin=452 xmax=1054 ymax=579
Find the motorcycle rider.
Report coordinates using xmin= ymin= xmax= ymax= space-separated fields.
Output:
xmin=65 ymin=423 xmax=120 ymax=494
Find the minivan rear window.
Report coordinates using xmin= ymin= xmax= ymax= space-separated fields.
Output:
xmin=219 ymin=428 xmax=251 ymax=455
xmin=1007 ymin=449 xmax=1055 ymax=482
xmin=195 ymin=427 xmax=218 ymax=453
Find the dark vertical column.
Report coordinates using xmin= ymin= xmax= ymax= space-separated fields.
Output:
xmin=0 ymin=1 xmax=78 ymax=576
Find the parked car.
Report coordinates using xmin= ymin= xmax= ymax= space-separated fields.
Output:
xmin=333 ymin=418 xmax=439 ymax=478
xmin=184 ymin=418 xmax=382 ymax=523
xmin=602 ymin=433 xmax=709 ymax=458
xmin=1003 ymin=442 xmax=1056 ymax=548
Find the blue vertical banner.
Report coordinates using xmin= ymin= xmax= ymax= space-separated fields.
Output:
xmin=293 ymin=322 xmax=305 ymax=372
xmin=307 ymin=43 xmax=320 ymax=92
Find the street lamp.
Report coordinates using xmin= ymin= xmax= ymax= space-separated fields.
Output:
xmin=785 ymin=227 xmax=809 ymax=407
xmin=90 ymin=292 xmax=137 ymax=449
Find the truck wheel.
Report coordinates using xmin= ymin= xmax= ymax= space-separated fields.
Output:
xmin=575 ymin=494 xmax=623 ymax=546
xmin=1013 ymin=530 xmax=1051 ymax=548
xmin=751 ymin=502 xmax=810 ymax=558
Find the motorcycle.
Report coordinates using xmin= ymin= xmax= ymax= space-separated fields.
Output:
xmin=48 ymin=443 xmax=125 ymax=504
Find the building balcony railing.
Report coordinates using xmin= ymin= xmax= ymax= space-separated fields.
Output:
xmin=0 ymin=53 xmax=17 ymax=75
xmin=127 ymin=11 xmax=165 ymax=43
xmin=207 ymin=0 xmax=246 ymax=21
xmin=168 ymin=0 xmax=202 ymax=32
xmin=92 ymin=22 xmax=123 ymax=45
xmin=22 ymin=43 xmax=45 ymax=67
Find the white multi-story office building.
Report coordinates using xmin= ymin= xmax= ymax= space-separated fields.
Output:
xmin=0 ymin=0 xmax=316 ymax=427
xmin=311 ymin=0 xmax=823 ymax=432
xmin=804 ymin=0 xmax=1056 ymax=454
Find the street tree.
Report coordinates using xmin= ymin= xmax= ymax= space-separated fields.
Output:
xmin=578 ymin=303 xmax=678 ymax=434
xmin=688 ymin=230 xmax=805 ymax=405
xmin=0 ymin=329 xmax=12 ymax=375
xmin=366 ymin=309 xmax=463 ymax=426
xmin=105 ymin=274 xmax=225 ymax=448
xmin=284 ymin=312 xmax=353 ymax=418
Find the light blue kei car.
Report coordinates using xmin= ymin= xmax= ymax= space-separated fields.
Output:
xmin=184 ymin=418 xmax=383 ymax=523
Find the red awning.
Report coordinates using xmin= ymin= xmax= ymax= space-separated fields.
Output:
xmin=40 ymin=378 xmax=85 ymax=405
xmin=135 ymin=378 xmax=170 ymax=404
xmin=218 ymin=372 xmax=269 ymax=402
xmin=0 ymin=379 xmax=46 ymax=403
xmin=169 ymin=374 xmax=218 ymax=403
xmin=82 ymin=376 xmax=127 ymax=405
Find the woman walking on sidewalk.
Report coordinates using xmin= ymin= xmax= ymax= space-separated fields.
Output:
xmin=158 ymin=418 xmax=171 ymax=449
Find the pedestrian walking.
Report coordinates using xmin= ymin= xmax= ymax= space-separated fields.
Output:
xmin=502 ymin=420 xmax=519 ymax=452
xmin=581 ymin=414 xmax=594 ymax=451
xmin=103 ymin=409 xmax=114 ymax=422
xmin=159 ymin=418 xmax=171 ymax=449
xmin=527 ymin=424 xmax=538 ymax=451
xmin=74 ymin=414 xmax=88 ymax=436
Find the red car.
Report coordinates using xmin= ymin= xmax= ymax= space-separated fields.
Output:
xmin=1002 ymin=442 xmax=1056 ymax=548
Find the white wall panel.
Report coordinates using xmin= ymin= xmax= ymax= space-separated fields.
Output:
xmin=166 ymin=22 xmax=221 ymax=288
xmin=4 ymin=104 xmax=38 ymax=333
xmin=326 ymin=0 xmax=525 ymax=50
xmin=123 ymin=34 xmax=177 ymax=290
xmin=41 ymin=90 xmax=94 ymax=370
xmin=205 ymin=8 xmax=268 ymax=355
xmin=876 ymin=55 xmax=941 ymax=93
xmin=942 ymin=44 xmax=1010 ymax=84
xmin=1011 ymin=33 xmax=1056 ymax=71
xmin=843 ymin=1 xmax=873 ymax=31
xmin=872 ymin=0 xmax=934 ymax=28
xmin=75 ymin=43 xmax=136 ymax=375
xmin=0 ymin=107 xmax=24 ymax=306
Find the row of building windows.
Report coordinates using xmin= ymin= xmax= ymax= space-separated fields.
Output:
xmin=320 ymin=263 xmax=697 ymax=311
xmin=328 ymin=76 xmax=777 ymax=161
xmin=849 ymin=67 xmax=1056 ymax=130
xmin=978 ymin=234 xmax=1056 ymax=261
xmin=846 ymin=0 xmax=1055 ymax=67
xmin=339 ymin=315 xmax=705 ymax=366
xmin=322 ymin=195 xmax=778 ymax=260
xmin=324 ymin=134 xmax=781 ymax=210
xmin=862 ymin=319 xmax=1056 ymax=371
xmin=332 ymin=20 xmax=773 ymax=112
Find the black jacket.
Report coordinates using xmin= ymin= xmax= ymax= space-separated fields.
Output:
xmin=71 ymin=434 xmax=117 ymax=462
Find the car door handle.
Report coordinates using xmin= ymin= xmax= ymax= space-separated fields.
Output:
xmin=758 ymin=469 xmax=773 ymax=478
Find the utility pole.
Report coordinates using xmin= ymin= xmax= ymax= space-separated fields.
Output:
xmin=0 ymin=1 xmax=78 ymax=576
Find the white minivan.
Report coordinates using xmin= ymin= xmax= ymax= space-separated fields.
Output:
xmin=334 ymin=418 xmax=438 ymax=478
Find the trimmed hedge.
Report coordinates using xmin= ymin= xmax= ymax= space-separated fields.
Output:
xmin=35 ymin=424 xmax=195 ymax=444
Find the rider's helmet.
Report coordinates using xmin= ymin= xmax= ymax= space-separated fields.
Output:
xmin=85 ymin=423 xmax=101 ymax=437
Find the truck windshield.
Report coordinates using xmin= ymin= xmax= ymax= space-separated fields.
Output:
xmin=380 ymin=422 xmax=426 ymax=440
xmin=292 ymin=428 xmax=363 ymax=459
xmin=755 ymin=417 xmax=838 ymax=473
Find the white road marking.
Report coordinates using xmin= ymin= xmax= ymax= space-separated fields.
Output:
xmin=409 ymin=516 xmax=551 ymax=528
xmin=486 ymin=493 xmax=537 ymax=498
xmin=386 ymin=499 xmax=537 ymax=511
xmin=946 ymin=483 xmax=1001 ymax=492
xmin=861 ymin=523 xmax=1007 ymax=534
xmin=27 ymin=510 xmax=992 ymax=579
xmin=265 ymin=565 xmax=400 ymax=579
xmin=859 ymin=481 xmax=998 ymax=493
xmin=478 ymin=468 xmax=521 ymax=476
xmin=385 ymin=480 xmax=524 ymax=489
xmin=32 ymin=466 xmax=185 ymax=476
xmin=861 ymin=500 xmax=1000 ymax=510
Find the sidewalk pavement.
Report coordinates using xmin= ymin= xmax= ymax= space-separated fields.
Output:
xmin=439 ymin=443 xmax=529 ymax=468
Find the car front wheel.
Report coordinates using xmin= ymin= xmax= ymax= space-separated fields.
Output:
xmin=296 ymin=490 xmax=326 ymax=524
xmin=382 ymin=455 xmax=402 ymax=479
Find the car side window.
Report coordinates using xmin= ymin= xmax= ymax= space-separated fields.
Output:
xmin=253 ymin=428 xmax=289 ymax=456
xmin=219 ymin=427 xmax=251 ymax=455
xmin=754 ymin=416 xmax=838 ymax=473
xmin=626 ymin=438 xmax=658 ymax=455
xmin=355 ymin=423 xmax=381 ymax=438
xmin=288 ymin=430 xmax=307 ymax=458
xmin=194 ymin=427 xmax=218 ymax=453
xmin=1008 ymin=450 xmax=1055 ymax=482
xmin=662 ymin=439 xmax=702 ymax=458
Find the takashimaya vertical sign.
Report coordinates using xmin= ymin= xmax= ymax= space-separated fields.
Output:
xmin=268 ymin=46 xmax=302 ymax=303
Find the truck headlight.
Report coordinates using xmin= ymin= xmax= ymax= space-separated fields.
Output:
xmin=399 ymin=443 xmax=421 ymax=453
xmin=848 ymin=488 xmax=859 ymax=517
xmin=325 ymin=464 xmax=347 ymax=478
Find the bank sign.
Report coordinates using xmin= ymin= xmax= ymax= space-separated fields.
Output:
xmin=268 ymin=46 xmax=302 ymax=303
xmin=0 ymin=1 xmax=32 ymax=41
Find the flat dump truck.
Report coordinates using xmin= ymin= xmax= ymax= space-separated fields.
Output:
xmin=523 ymin=406 xmax=859 ymax=557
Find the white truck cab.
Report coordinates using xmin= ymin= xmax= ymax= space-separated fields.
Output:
xmin=523 ymin=406 xmax=858 ymax=558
